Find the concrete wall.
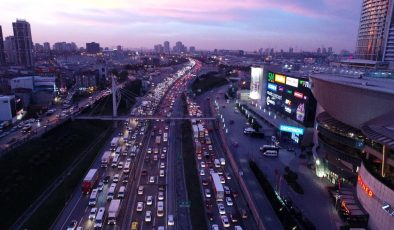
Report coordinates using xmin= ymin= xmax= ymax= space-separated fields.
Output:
xmin=357 ymin=164 xmax=394 ymax=230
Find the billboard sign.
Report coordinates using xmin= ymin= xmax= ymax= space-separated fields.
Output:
xmin=250 ymin=67 xmax=264 ymax=100
xmin=279 ymin=125 xmax=304 ymax=135
xmin=286 ymin=77 xmax=299 ymax=88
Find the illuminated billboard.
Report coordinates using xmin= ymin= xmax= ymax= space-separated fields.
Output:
xmin=250 ymin=67 xmax=264 ymax=100
xmin=265 ymin=71 xmax=316 ymax=127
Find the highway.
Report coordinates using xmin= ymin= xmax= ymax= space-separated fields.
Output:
xmin=53 ymin=59 xmax=201 ymax=230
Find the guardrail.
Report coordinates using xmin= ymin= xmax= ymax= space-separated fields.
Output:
xmin=209 ymin=102 xmax=266 ymax=230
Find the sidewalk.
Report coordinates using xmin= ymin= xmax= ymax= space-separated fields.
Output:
xmin=212 ymin=85 xmax=343 ymax=230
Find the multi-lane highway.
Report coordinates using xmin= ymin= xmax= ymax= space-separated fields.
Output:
xmin=53 ymin=59 xmax=201 ymax=230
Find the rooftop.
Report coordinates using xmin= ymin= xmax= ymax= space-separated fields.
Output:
xmin=312 ymin=73 xmax=394 ymax=96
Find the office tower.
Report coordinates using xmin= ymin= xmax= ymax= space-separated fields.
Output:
xmin=328 ymin=47 xmax=333 ymax=54
xmin=317 ymin=48 xmax=321 ymax=54
xmin=86 ymin=42 xmax=100 ymax=54
xmin=163 ymin=41 xmax=170 ymax=54
xmin=289 ymin=47 xmax=294 ymax=53
xmin=322 ymin=47 xmax=327 ymax=55
xmin=0 ymin=25 xmax=5 ymax=65
xmin=12 ymin=19 xmax=34 ymax=66
xmin=117 ymin=45 xmax=122 ymax=51
xmin=355 ymin=0 xmax=393 ymax=62
xmin=4 ymin=36 xmax=17 ymax=65
xmin=189 ymin=46 xmax=196 ymax=53
xmin=43 ymin=42 xmax=50 ymax=52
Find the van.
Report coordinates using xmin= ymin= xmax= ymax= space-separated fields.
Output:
xmin=214 ymin=159 xmax=220 ymax=168
xmin=118 ymin=186 xmax=126 ymax=198
xmin=220 ymin=158 xmax=225 ymax=166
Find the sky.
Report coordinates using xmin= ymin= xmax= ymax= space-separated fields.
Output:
xmin=0 ymin=0 xmax=361 ymax=52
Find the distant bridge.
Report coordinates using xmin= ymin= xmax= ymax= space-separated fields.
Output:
xmin=75 ymin=115 xmax=217 ymax=121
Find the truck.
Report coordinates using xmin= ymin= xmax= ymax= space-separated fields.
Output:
xmin=197 ymin=124 xmax=205 ymax=138
xmin=211 ymin=172 xmax=224 ymax=201
xmin=155 ymin=135 xmax=161 ymax=145
xmin=101 ymin=151 xmax=112 ymax=168
xmin=195 ymin=141 xmax=202 ymax=154
xmin=108 ymin=199 xmax=121 ymax=225
xmin=192 ymin=125 xmax=199 ymax=139
xmin=82 ymin=169 xmax=99 ymax=194
xmin=111 ymin=137 xmax=119 ymax=150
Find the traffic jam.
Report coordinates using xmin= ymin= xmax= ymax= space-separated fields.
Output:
xmin=64 ymin=59 xmax=200 ymax=230
xmin=186 ymin=95 xmax=246 ymax=230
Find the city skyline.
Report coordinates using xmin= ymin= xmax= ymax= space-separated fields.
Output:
xmin=0 ymin=0 xmax=361 ymax=52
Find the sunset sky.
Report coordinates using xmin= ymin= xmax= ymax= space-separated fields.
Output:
xmin=0 ymin=0 xmax=361 ymax=52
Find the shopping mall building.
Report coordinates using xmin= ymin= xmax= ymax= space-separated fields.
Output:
xmin=311 ymin=74 xmax=394 ymax=229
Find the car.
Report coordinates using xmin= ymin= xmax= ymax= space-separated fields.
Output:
xmin=113 ymin=174 xmax=120 ymax=183
xmin=136 ymin=202 xmax=144 ymax=212
xmin=201 ymin=161 xmax=206 ymax=168
xmin=221 ymin=215 xmax=230 ymax=227
xmin=159 ymin=169 xmax=165 ymax=177
xmin=211 ymin=224 xmax=219 ymax=230
xmin=224 ymin=186 xmax=230 ymax=195
xmin=208 ymin=145 xmax=213 ymax=151
xmin=118 ymin=162 xmax=123 ymax=169
xmin=103 ymin=175 xmax=110 ymax=183
xmin=145 ymin=210 xmax=152 ymax=222
xmin=67 ymin=220 xmax=78 ymax=230
xmin=138 ymin=186 xmax=144 ymax=195
xmin=149 ymin=176 xmax=155 ymax=183
xmin=204 ymin=188 xmax=212 ymax=198
xmin=122 ymin=176 xmax=129 ymax=184
xmin=160 ymin=162 xmax=165 ymax=169
xmin=162 ymin=147 xmax=167 ymax=153
xmin=147 ymin=148 xmax=152 ymax=154
xmin=160 ymin=153 xmax=166 ymax=159
xmin=158 ymin=191 xmax=164 ymax=201
xmin=159 ymin=184 xmax=165 ymax=191
xmin=226 ymin=197 xmax=233 ymax=206
xmin=241 ymin=209 xmax=248 ymax=219
xmin=234 ymin=226 xmax=243 ymax=230
xmin=233 ymin=191 xmax=239 ymax=198
xmin=202 ymin=179 xmax=209 ymax=186
xmin=167 ymin=214 xmax=174 ymax=226
xmin=153 ymin=154 xmax=158 ymax=161
xmin=89 ymin=207 xmax=97 ymax=219
xmin=146 ymin=196 xmax=153 ymax=206
xmin=230 ymin=213 xmax=239 ymax=223
xmin=200 ymin=169 xmax=205 ymax=176
xmin=225 ymin=173 xmax=231 ymax=180
xmin=97 ymin=182 xmax=104 ymax=191
xmin=141 ymin=170 xmax=147 ymax=176
xmin=218 ymin=203 xmax=226 ymax=215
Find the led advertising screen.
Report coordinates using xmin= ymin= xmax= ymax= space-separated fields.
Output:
xmin=266 ymin=71 xmax=316 ymax=127
xmin=250 ymin=67 xmax=264 ymax=100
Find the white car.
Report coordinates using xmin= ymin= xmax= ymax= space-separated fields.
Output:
xmin=158 ymin=191 xmax=164 ymax=201
xmin=113 ymin=174 xmax=119 ymax=183
xmin=200 ymin=169 xmax=205 ymax=176
xmin=212 ymin=224 xmax=219 ymax=230
xmin=226 ymin=197 xmax=233 ymax=206
xmin=201 ymin=161 xmax=206 ymax=168
xmin=205 ymin=189 xmax=211 ymax=198
xmin=168 ymin=214 xmax=174 ymax=226
xmin=89 ymin=207 xmax=97 ymax=219
xmin=149 ymin=176 xmax=155 ymax=183
xmin=136 ymin=202 xmax=143 ymax=212
xmin=221 ymin=215 xmax=230 ymax=227
xmin=162 ymin=147 xmax=167 ymax=153
xmin=160 ymin=162 xmax=165 ymax=169
xmin=138 ymin=185 xmax=144 ymax=195
xmin=145 ymin=210 xmax=152 ymax=222
xmin=146 ymin=196 xmax=153 ymax=206
xmin=160 ymin=169 xmax=165 ymax=177
xmin=217 ymin=203 xmax=226 ymax=215
xmin=234 ymin=225 xmax=243 ymax=230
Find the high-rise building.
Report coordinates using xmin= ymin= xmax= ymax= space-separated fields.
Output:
xmin=43 ymin=42 xmax=50 ymax=52
xmin=289 ymin=47 xmax=294 ymax=53
xmin=163 ymin=41 xmax=170 ymax=54
xmin=317 ymin=47 xmax=321 ymax=54
xmin=189 ymin=46 xmax=196 ymax=53
xmin=12 ymin=19 xmax=34 ymax=66
xmin=328 ymin=47 xmax=333 ymax=54
xmin=4 ymin=36 xmax=17 ymax=65
xmin=355 ymin=0 xmax=393 ymax=62
xmin=0 ymin=25 xmax=6 ymax=65
xmin=86 ymin=42 xmax=100 ymax=54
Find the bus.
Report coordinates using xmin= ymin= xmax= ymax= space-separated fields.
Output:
xmin=259 ymin=145 xmax=279 ymax=157
xmin=107 ymin=183 xmax=117 ymax=200
xmin=101 ymin=151 xmax=112 ymax=168
xmin=211 ymin=172 xmax=224 ymax=201
xmin=94 ymin=207 xmax=105 ymax=228
xmin=123 ymin=161 xmax=131 ymax=174
xmin=89 ymin=188 xmax=99 ymax=206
